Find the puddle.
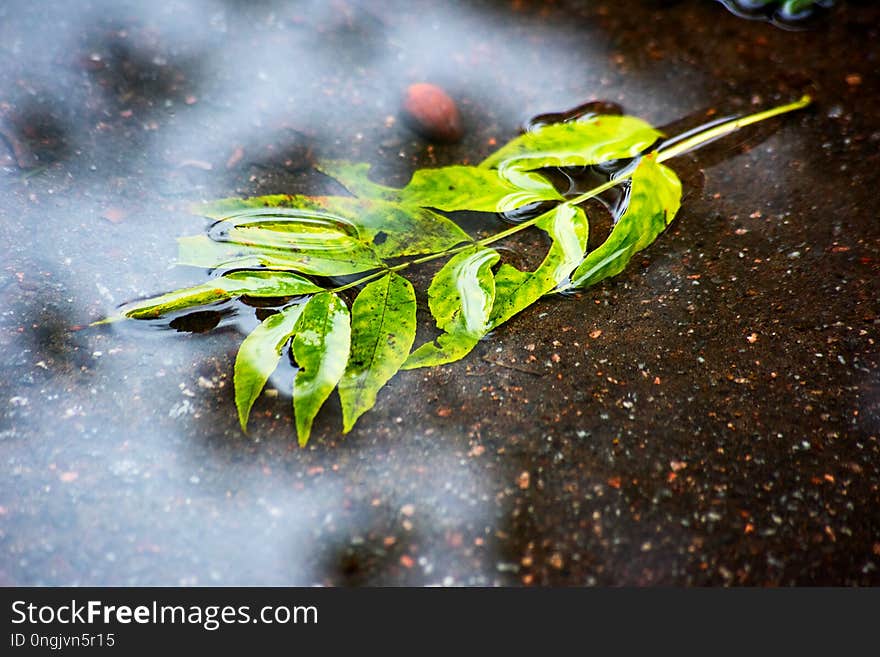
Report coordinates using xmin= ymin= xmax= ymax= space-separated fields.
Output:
xmin=1 ymin=0 xmax=878 ymax=586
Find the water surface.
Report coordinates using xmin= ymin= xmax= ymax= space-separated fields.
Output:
xmin=1 ymin=0 xmax=878 ymax=585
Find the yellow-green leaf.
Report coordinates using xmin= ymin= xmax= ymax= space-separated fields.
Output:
xmin=234 ymin=303 xmax=306 ymax=433
xmin=567 ymin=155 xmax=681 ymax=290
xmin=490 ymin=204 xmax=589 ymax=328
xmin=176 ymin=234 xmax=382 ymax=276
xmin=398 ymin=165 xmax=563 ymax=213
xmin=315 ymin=160 xmax=399 ymax=200
xmin=196 ymin=197 xmax=470 ymax=258
xmin=481 ymin=115 xmax=662 ymax=171
xmin=315 ymin=160 xmax=564 ymax=214
xmin=117 ymin=270 xmax=323 ymax=321
xmin=403 ymin=246 xmax=500 ymax=369
xmin=111 ymin=96 xmax=813 ymax=440
xmin=338 ymin=273 xmax=416 ymax=432
xmin=292 ymin=292 xmax=351 ymax=446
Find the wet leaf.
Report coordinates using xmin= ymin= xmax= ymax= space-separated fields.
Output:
xmin=490 ymin=204 xmax=589 ymax=327
xmin=398 ymin=165 xmax=563 ymax=213
xmin=176 ymin=234 xmax=382 ymax=276
xmin=215 ymin=220 xmax=366 ymax=252
xmin=194 ymin=196 xmax=356 ymax=226
xmin=292 ymin=292 xmax=351 ymax=446
xmin=114 ymin=270 xmax=323 ymax=321
xmin=338 ymin=273 xmax=416 ymax=432
xmin=481 ymin=115 xmax=661 ymax=171
xmin=315 ymin=200 xmax=470 ymax=258
xmin=403 ymin=246 xmax=500 ymax=369
xmin=314 ymin=160 xmax=399 ymax=200
xmin=197 ymin=197 xmax=470 ymax=258
xmin=114 ymin=97 xmax=809 ymax=437
xmin=567 ymin=155 xmax=681 ymax=290
xmin=234 ymin=303 xmax=306 ymax=432
xmin=317 ymin=160 xmax=563 ymax=214
xmin=367 ymin=205 xmax=472 ymax=257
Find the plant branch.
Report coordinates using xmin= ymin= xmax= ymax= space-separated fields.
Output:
xmin=655 ymin=94 xmax=811 ymax=163
xmin=330 ymin=95 xmax=811 ymax=294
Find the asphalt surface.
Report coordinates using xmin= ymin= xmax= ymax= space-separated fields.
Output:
xmin=0 ymin=0 xmax=877 ymax=585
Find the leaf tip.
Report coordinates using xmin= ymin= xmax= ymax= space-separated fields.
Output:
xmin=295 ymin=413 xmax=312 ymax=447
xmin=340 ymin=412 xmax=356 ymax=435
xmin=90 ymin=316 xmax=120 ymax=327
xmin=237 ymin=409 xmax=250 ymax=435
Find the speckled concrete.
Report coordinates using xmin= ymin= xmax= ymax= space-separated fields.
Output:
xmin=0 ymin=0 xmax=877 ymax=586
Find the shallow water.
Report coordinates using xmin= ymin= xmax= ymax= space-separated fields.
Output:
xmin=1 ymin=0 xmax=878 ymax=585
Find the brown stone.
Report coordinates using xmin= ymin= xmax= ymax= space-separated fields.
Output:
xmin=401 ymin=83 xmax=463 ymax=143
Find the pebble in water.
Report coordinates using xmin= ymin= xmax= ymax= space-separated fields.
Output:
xmin=401 ymin=83 xmax=463 ymax=143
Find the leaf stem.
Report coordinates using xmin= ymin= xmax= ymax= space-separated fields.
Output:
xmin=331 ymin=246 xmax=475 ymax=293
xmin=655 ymin=94 xmax=812 ymax=163
xmin=330 ymin=95 xmax=811 ymax=294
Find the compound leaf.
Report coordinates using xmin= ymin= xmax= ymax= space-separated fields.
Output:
xmin=292 ymin=292 xmax=351 ymax=446
xmin=403 ymin=246 xmax=500 ymax=369
xmin=115 ymin=97 xmax=810 ymax=438
xmin=235 ymin=303 xmax=306 ymax=433
xmin=338 ymin=273 xmax=416 ymax=432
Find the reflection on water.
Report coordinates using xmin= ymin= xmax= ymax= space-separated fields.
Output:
xmin=1 ymin=0 xmax=639 ymax=586
xmin=1 ymin=0 xmax=876 ymax=586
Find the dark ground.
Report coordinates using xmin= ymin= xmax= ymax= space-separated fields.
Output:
xmin=0 ymin=0 xmax=877 ymax=585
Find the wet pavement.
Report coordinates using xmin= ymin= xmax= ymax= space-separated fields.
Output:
xmin=0 ymin=0 xmax=878 ymax=585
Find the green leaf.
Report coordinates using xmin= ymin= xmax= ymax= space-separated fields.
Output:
xmin=315 ymin=160 xmax=564 ymax=214
xmin=216 ymin=221 xmax=365 ymax=252
xmin=193 ymin=196 xmax=357 ymax=227
xmin=219 ymin=270 xmax=323 ymax=296
xmin=489 ymin=204 xmax=589 ymax=328
xmin=314 ymin=199 xmax=470 ymax=258
xmin=403 ymin=246 xmax=500 ymax=369
xmin=338 ymin=273 xmax=416 ymax=432
xmin=177 ymin=234 xmax=286 ymax=269
xmin=116 ymin=270 xmax=323 ymax=321
xmin=314 ymin=160 xmax=399 ymax=200
xmin=208 ymin=207 xmax=383 ymax=272
xmin=111 ymin=96 xmax=813 ymax=439
xmin=234 ymin=303 xmax=306 ymax=433
xmin=783 ymin=0 xmax=821 ymax=13
xmin=481 ymin=115 xmax=662 ymax=171
xmin=398 ymin=165 xmax=563 ymax=213
xmin=176 ymin=234 xmax=382 ymax=276
xmin=195 ymin=197 xmax=470 ymax=259
xmin=292 ymin=292 xmax=351 ymax=446
xmin=567 ymin=155 xmax=682 ymax=290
